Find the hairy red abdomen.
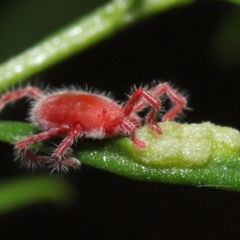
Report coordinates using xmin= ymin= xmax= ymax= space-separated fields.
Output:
xmin=31 ymin=92 xmax=122 ymax=131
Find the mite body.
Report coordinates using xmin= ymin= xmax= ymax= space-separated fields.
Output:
xmin=0 ymin=83 xmax=187 ymax=172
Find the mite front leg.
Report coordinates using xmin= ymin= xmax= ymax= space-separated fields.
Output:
xmin=105 ymin=117 xmax=146 ymax=149
xmin=123 ymin=88 xmax=162 ymax=135
xmin=151 ymin=83 xmax=187 ymax=121
xmin=123 ymin=88 xmax=160 ymax=116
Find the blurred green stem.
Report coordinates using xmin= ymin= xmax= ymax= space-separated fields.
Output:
xmin=0 ymin=0 xmax=192 ymax=90
xmin=0 ymin=176 xmax=75 ymax=214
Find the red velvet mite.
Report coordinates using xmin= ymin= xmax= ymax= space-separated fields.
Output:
xmin=0 ymin=83 xmax=187 ymax=172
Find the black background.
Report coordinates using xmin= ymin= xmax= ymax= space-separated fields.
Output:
xmin=1 ymin=1 xmax=240 ymax=239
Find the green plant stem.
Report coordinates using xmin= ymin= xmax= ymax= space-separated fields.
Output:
xmin=0 ymin=0 xmax=192 ymax=90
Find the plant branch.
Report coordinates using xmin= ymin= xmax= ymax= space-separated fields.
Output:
xmin=1 ymin=121 xmax=240 ymax=192
xmin=0 ymin=0 xmax=192 ymax=90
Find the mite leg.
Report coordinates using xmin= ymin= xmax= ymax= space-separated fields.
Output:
xmin=105 ymin=116 xmax=145 ymax=149
xmin=15 ymin=125 xmax=69 ymax=169
xmin=123 ymin=88 xmax=160 ymax=116
xmin=0 ymin=87 xmax=44 ymax=111
xmin=123 ymin=88 xmax=162 ymax=135
xmin=151 ymin=83 xmax=187 ymax=121
xmin=106 ymin=88 xmax=161 ymax=149
xmin=49 ymin=124 xmax=83 ymax=172
xmin=120 ymin=118 xmax=146 ymax=148
xmin=122 ymin=83 xmax=187 ymax=141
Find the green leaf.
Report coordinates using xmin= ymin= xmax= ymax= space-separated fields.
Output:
xmin=1 ymin=121 xmax=240 ymax=192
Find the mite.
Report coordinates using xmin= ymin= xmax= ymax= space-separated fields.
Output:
xmin=0 ymin=83 xmax=187 ymax=172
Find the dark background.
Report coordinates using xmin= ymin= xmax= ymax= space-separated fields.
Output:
xmin=1 ymin=1 xmax=240 ymax=239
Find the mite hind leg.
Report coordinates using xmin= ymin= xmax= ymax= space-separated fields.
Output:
xmin=0 ymin=87 xmax=44 ymax=111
